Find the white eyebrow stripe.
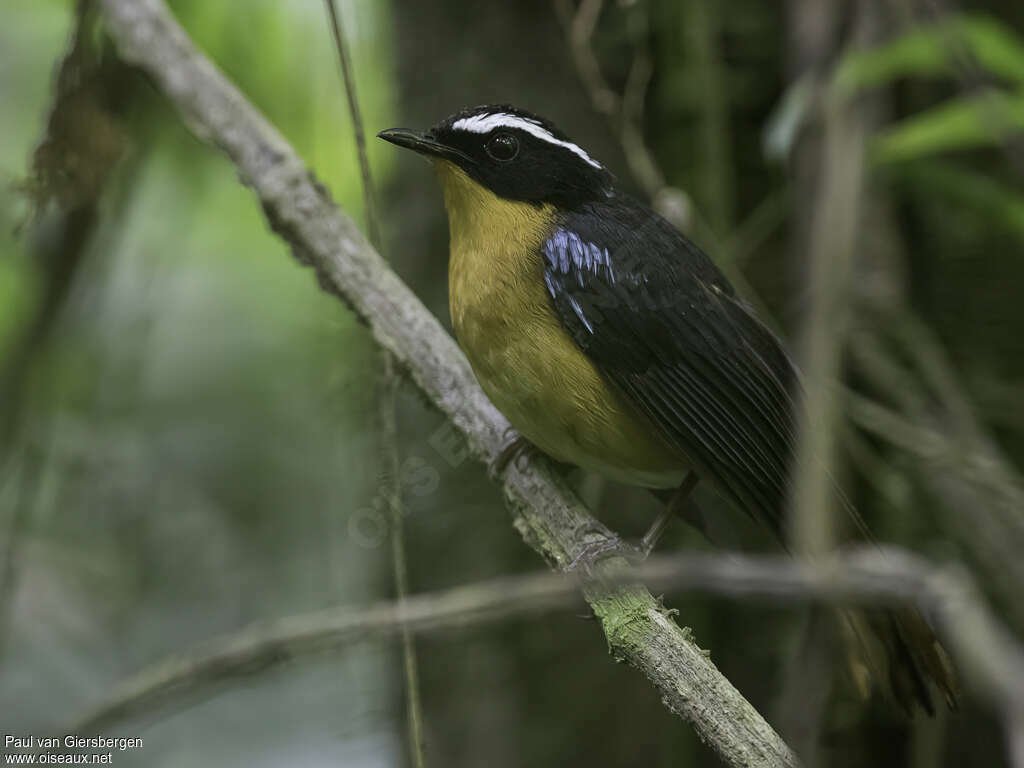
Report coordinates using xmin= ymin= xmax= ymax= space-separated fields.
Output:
xmin=451 ymin=113 xmax=603 ymax=169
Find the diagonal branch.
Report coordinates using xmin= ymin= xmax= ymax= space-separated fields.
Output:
xmin=95 ymin=0 xmax=797 ymax=765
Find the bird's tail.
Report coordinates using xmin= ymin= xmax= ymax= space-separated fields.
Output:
xmin=836 ymin=603 xmax=959 ymax=715
xmin=817 ymin=475 xmax=959 ymax=714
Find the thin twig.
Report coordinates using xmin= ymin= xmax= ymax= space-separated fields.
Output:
xmin=720 ymin=190 xmax=791 ymax=267
xmin=848 ymin=315 xmax=1024 ymax=630
xmin=790 ymin=86 xmax=867 ymax=554
xmin=553 ymin=0 xmax=692 ymax=233
xmin=553 ymin=0 xmax=784 ymax=335
xmin=685 ymin=0 xmax=734 ymax=233
xmin=323 ymin=4 xmax=426 ymax=766
xmin=777 ymin=40 xmax=870 ymax=756
xmin=95 ymin=1 xmax=797 ymax=765
xmin=56 ymin=547 xmax=1024 ymax=768
xmin=380 ymin=372 xmax=427 ymax=768
xmin=324 ymin=0 xmax=381 ymax=251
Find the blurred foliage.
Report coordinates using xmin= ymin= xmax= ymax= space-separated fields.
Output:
xmin=2 ymin=1 xmax=404 ymax=765
xmin=1 ymin=1 xmax=1023 ymax=768
xmin=836 ymin=14 xmax=1024 ymax=162
xmin=872 ymin=90 xmax=1024 ymax=162
xmin=836 ymin=14 xmax=1024 ymax=88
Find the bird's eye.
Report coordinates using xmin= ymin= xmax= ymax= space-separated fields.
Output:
xmin=486 ymin=133 xmax=519 ymax=162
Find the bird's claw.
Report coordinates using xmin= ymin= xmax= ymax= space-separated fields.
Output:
xmin=566 ymin=530 xmax=647 ymax=573
xmin=488 ymin=430 xmax=535 ymax=480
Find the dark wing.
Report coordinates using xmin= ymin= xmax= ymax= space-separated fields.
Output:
xmin=542 ymin=195 xmax=799 ymax=535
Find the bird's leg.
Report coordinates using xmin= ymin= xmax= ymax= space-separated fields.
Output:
xmin=567 ymin=473 xmax=700 ymax=571
xmin=488 ymin=427 xmax=536 ymax=480
xmin=638 ymin=472 xmax=700 ymax=557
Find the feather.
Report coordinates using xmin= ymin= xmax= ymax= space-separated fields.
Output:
xmin=541 ymin=193 xmax=799 ymax=535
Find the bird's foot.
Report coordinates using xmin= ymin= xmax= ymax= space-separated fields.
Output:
xmin=566 ymin=475 xmax=701 ymax=571
xmin=488 ymin=428 xmax=536 ymax=480
xmin=566 ymin=525 xmax=648 ymax=573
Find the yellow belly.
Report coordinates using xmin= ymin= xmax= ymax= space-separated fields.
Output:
xmin=437 ymin=162 xmax=686 ymax=488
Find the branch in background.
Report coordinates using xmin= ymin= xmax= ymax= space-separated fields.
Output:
xmin=789 ymin=88 xmax=867 ymax=555
xmin=59 ymin=547 xmax=1024 ymax=768
xmin=552 ymin=0 xmax=692 ymax=233
xmin=776 ymin=5 xmax=883 ymax=758
xmin=1 ymin=0 xmax=125 ymax=659
xmin=849 ymin=313 xmax=1024 ymax=631
xmin=94 ymin=1 xmax=797 ymax=765
xmin=323 ymin=3 xmax=427 ymax=766
xmin=790 ymin=0 xmax=891 ymax=556
xmin=324 ymin=0 xmax=382 ymax=253
xmin=552 ymin=0 xmax=786 ymax=343
xmin=683 ymin=0 xmax=734 ymax=234
xmin=721 ymin=190 xmax=791 ymax=268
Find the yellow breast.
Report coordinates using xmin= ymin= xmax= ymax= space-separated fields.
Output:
xmin=434 ymin=162 xmax=685 ymax=488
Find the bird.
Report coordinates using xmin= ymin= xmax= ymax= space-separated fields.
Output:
xmin=378 ymin=103 xmax=958 ymax=715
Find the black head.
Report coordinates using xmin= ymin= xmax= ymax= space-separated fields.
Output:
xmin=378 ymin=104 xmax=614 ymax=208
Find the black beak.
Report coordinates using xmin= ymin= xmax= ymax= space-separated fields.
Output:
xmin=377 ymin=128 xmax=469 ymax=164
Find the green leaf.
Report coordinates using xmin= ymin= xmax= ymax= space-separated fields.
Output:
xmin=964 ymin=15 xmax=1024 ymax=85
xmin=835 ymin=14 xmax=1024 ymax=93
xmin=871 ymin=90 xmax=1024 ymax=163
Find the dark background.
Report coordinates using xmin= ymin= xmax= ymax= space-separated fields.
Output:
xmin=2 ymin=0 xmax=1023 ymax=766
